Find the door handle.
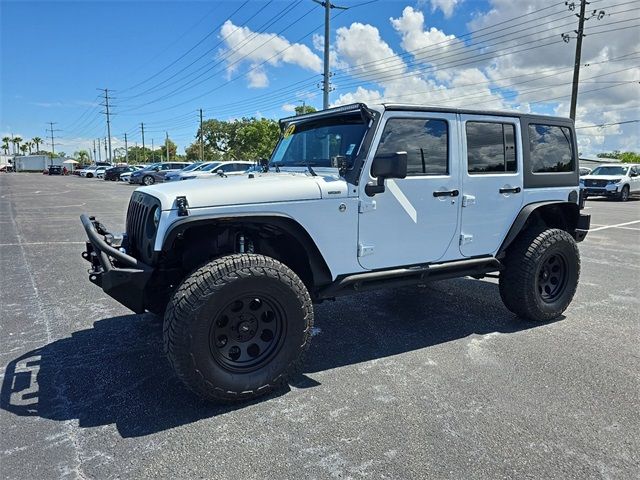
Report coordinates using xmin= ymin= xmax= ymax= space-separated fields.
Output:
xmin=433 ymin=189 xmax=459 ymax=197
xmin=499 ymin=187 xmax=521 ymax=194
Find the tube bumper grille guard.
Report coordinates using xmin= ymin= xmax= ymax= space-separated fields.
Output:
xmin=80 ymin=214 xmax=152 ymax=313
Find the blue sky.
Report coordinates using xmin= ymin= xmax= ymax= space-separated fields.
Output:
xmin=1 ymin=0 xmax=638 ymax=157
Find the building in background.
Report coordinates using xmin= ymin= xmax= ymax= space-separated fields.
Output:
xmin=13 ymin=155 xmax=70 ymax=172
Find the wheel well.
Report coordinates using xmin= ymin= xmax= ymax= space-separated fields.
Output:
xmin=498 ymin=201 xmax=580 ymax=257
xmin=158 ymin=217 xmax=333 ymax=295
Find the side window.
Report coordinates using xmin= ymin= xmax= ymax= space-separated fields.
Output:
xmin=220 ymin=163 xmax=237 ymax=172
xmin=375 ymin=118 xmax=449 ymax=176
xmin=466 ymin=122 xmax=517 ymax=174
xmin=160 ymin=164 xmax=171 ymax=171
xmin=529 ymin=124 xmax=574 ymax=173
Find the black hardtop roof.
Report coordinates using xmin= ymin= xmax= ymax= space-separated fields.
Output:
xmin=382 ymin=103 xmax=573 ymax=124
xmin=279 ymin=102 xmax=573 ymax=126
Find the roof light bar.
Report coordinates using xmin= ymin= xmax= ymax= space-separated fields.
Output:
xmin=279 ymin=103 xmax=369 ymax=127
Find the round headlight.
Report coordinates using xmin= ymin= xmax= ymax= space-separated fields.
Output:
xmin=153 ymin=206 xmax=161 ymax=228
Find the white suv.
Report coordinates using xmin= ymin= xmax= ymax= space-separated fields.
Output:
xmin=178 ymin=160 xmax=254 ymax=180
xmin=81 ymin=103 xmax=590 ymax=403
xmin=580 ymin=163 xmax=640 ymax=202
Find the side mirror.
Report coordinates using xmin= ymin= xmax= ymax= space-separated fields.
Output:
xmin=630 ymin=172 xmax=639 ymax=177
xmin=365 ymin=151 xmax=408 ymax=196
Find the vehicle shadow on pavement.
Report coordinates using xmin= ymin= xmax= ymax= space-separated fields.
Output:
xmin=1 ymin=278 xmax=551 ymax=438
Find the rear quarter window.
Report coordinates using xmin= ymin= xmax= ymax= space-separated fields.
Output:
xmin=529 ymin=124 xmax=575 ymax=173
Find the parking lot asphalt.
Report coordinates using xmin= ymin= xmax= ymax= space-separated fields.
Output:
xmin=1 ymin=173 xmax=639 ymax=479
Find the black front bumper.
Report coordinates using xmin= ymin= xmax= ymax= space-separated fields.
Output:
xmin=575 ymin=212 xmax=590 ymax=242
xmin=80 ymin=214 xmax=152 ymax=313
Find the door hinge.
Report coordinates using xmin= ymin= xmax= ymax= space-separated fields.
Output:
xmin=462 ymin=194 xmax=476 ymax=207
xmin=359 ymin=199 xmax=377 ymax=213
xmin=358 ymin=243 xmax=375 ymax=257
xmin=459 ymin=233 xmax=473 ymax=245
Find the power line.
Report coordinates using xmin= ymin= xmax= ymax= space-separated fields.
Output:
xmin=98 ymin=88 xmax=114 ymax=163
xmin=576 ymin=120 xmax=639 ymax=129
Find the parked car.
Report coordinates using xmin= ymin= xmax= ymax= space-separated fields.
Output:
xmin=81 ymin=102 xmax=590 ymax=403
xmin=104 ymin=165 xmax=136 ymax=181
xmin=47 ymin=165 xmax=63 ymax=175
xmin=179 ymin=161 xmax=253 ymax=180
xmin=580 ymin=164 xmax=640 ymax=201
xmin=129 ymin=162 xmax=191 ymax=185
xmin=94 ymin=166 xmax=109 ymax=179
xmin=164 ymin=162 xmax=208 ymax=182
xmin=79 ymin=166 xmax=100 ymax=178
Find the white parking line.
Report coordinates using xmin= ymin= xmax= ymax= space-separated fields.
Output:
xmin=0 ymin=241 xmax=85 ymax=246
xmin=589 ymin=220 xmax=640 ymax=232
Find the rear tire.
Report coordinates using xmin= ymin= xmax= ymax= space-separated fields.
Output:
xmin=164 ymin=254 xmax=313 ymax=403
xmin=499 ymin=228 xmax=580 ymax=322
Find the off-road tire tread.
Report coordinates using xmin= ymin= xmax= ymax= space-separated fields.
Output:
xmin=499 ymin=228 xmax=580 ymax=322
xmin=163 ymin=254 xmax=313 ymax=403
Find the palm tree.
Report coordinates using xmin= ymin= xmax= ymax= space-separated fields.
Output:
xmin=1 ymin=137 xmax=9 ymax=155
xmin=26 ymin=141 xmax=34 ymax=154
xmin=12 ymin=137 xmax=22 ymax=155
xmin=20 ymin=144 xmax=28 ymax=155
xmin=32 ymin=136 xmax=42 ymax=153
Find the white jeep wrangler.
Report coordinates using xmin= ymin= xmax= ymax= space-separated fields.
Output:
xmin=81 ymin=103 xmax=590 ymax=402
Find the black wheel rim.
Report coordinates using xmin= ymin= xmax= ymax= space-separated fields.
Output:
xmin=209 ymin=294 xmax=286 ymax=372
xmin=536 ymin=253 xmax=568 ymax=303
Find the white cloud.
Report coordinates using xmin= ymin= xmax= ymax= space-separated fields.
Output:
xmin=219 ymin=20 xmax=322 ymax=88
xmin=247 ymin=67 xmax=269 ymax=88
xmin=327 ymin=1 xmax=638 ymax=155
xmin=281 ymin=103 xmax=297 ymax=112
xmin=430 ymin=0 xmax=463 ymax=18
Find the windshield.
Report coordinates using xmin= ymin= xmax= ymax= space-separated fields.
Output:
xmin=591 ymin=166 xmax=628 ymax=176
xmin=200 ymin=162 xmax=223 ymax=172
xmin=180 ymin=162 xmax=202 ymax=172
xmin=270 ymin=114 xmax=368 ymax=169
xmin=142 ymin=162 xmax=161 ymax=170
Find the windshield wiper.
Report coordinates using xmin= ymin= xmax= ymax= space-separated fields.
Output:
xmin=289 ymin=161 xmax=318 ymax=176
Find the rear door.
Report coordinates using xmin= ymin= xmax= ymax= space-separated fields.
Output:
xmin=460 ymin=115 xmax=524 ymax=257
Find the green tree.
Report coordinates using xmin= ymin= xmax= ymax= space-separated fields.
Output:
xmin=160 ymin=138 xmax=177 ymax=161
xmin=295 ymin=105 xmax=317 ymax=115
xmin=235 ymin=118 xmax=280 ymax=159
xmin=20 ymin=144 xmax=28 ymax=155
xmin=12 ymin=136 xmax=22 ymax=155
xmin=32 ymin=136 xmax=42 ymax=153
xmin=1 ymin=137 xmax=9 ymax=155
xmin=75 ymin=150 xmax=90 ymax=164
xmin=596 ymin=150 xmax=640 ymax=163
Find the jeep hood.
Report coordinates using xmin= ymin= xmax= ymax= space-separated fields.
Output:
xmin=137 ymin=171 xmax=348 ymax=210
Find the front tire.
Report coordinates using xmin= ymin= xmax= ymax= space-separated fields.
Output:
xmin=164 ymin=254 xmax=313 ymax=403
xmin=618 ymin=185 xmax=630 ymax=202
xmin=499 ymin=228 xmax=580 ymax=322
xmin=142 ymin=175 xmax=155 ymax=186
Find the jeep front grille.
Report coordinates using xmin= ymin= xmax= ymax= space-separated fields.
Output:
xmin=125 ymin=192 xmax=160 ymax=261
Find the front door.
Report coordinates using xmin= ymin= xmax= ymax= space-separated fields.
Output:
xmin=358 ymin=112 xmax=460 ymax=270
xmin=459 ymin=115 xmax=524 ymax=257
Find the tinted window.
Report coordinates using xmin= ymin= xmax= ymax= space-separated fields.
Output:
xmin=529 ymin=124 xmax=574 ymax=173
xmin=467 ymin=122 xmax=517 ymax=174
xmin=375 ymin=118 xmax=448 ymax=176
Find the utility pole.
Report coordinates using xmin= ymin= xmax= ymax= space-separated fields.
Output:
xmin=135 ymin=142 xmax=138 ymax=162
xmin=298 ymin=100 xmax=307 ymax=115
xmin=165 ymin=132 xmax=170 ymax=162
xmin=199 ymin=108 xmax=204 ymax=160
xmin=570 ymin=1 xmax=586 ymax=121
xmin=151 ymin=138 xmax=154 ymax=162
xmin=45 ymin=122 xmax=60 ymax=166
xmin=97 ymin=138 xmax=101 ymax=162
xmin=104 ymin=137 xmax=108 ymax=162
xmin=93 ymin=139 xmax=97 ymax=161
xmin=563 ymin=1 xmax=606 ymax=120
xmin=313 ymin=0 xmax=348 ymax=109
xmin=124 ymin=133 xmax=128 ymax=163
xmin=98 ymin=88 xmax=114 ymax=163
xmin=140 ymin=123 xmax=146 ymax=162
